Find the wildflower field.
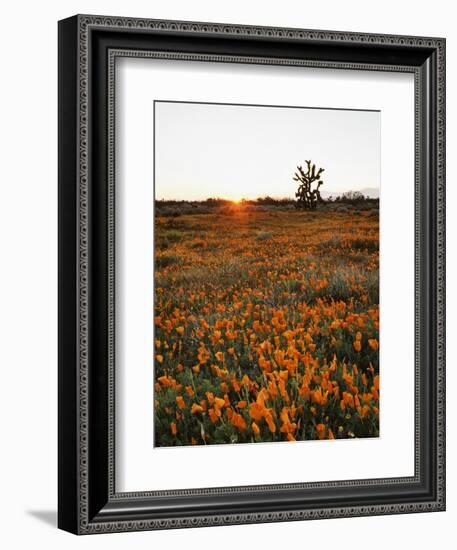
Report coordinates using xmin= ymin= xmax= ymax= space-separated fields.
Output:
xmin=154 ymin=204 xmax=379 ymax=446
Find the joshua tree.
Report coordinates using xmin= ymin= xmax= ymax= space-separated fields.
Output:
xmin=293 ymin=160 xmax=325 ymax=210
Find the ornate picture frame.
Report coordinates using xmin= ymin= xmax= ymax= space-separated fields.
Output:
xmin=58 ymin=14 xmax=445 ymax=534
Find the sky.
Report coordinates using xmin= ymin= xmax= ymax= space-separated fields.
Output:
xmin=154 ymin=101 xmax=380 ymax=201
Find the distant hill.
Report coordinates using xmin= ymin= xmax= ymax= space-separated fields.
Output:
xmin=320 ymin=187 xmax=379 ymax=199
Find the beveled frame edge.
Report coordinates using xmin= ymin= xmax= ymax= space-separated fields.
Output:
xmin=58 ymin=13 xmax=445 ymax=534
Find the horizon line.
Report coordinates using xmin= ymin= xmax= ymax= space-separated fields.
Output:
xmin=155 ymin=194 xmax=379 ymax=202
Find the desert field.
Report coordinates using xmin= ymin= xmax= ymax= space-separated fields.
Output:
xmin=154 ymin=204 xmax=379 ymax=446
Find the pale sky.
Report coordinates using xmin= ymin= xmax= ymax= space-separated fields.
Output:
xmin=154 ymin=101 xmax=380 ymax=201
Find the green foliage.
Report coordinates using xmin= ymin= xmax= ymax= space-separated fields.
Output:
xmin=255 ymin=231 xmax=273 ymax=241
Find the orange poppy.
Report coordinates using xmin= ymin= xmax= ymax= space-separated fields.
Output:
xmin=265 ymin=413 xmax=276 ymax=433
xmin=215 ymin=397 xmax=226 ymax=410
xmin=249 ymin=402 xmax=264 ymax=422
xmin=231 ymin=412 xmax=247 ymax=431
xmin=175 ymin=396 xmax=186 ymax=410
xmin=191 ymin=403 xmax=204 ymax=414
xmin=368 ymin=338 xmax=379 ymax=351
xmin=208 ymin=408 xmax=220 ymax=423
xmin=316 ymin=423 xmax=326 ymax=440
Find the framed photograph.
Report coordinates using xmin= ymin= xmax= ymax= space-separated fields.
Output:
xmin=58 ymin=14 xmax=446 ymax=534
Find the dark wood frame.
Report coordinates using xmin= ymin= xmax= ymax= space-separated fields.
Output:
xmin=58 ymin=14 xmax=446 ymax=534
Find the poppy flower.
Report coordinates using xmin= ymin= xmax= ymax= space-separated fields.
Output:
xmin=175 ymin=396 xmax=186 ymax=410
xmin=249 ymin=402 xmax=264 ymax=422
xmin=231 ymin=412 xmax=247 ymax=431
xmin=316 ymin=423 xmax=326 ymax=440
xmin=265 ymin=413 xmax=276 ymax=433
xmin=368 ymin=338 xmax=379 ymax=351
xmin=191 ymin=403 xmax=204 ymax=414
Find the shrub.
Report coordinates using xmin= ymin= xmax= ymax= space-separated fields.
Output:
xmin=164 ymin=230 xmax=183 ymax=243
xmin=255 ymin=231 xmax=273 ymax=241
xmin=335 ymin=205 xmax=349 ymax=213
xmin=155 ymin=254 xmax=181 ymax=269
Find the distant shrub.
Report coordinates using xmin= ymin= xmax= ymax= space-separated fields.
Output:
xmin=164 ymin=230 xmax=184 ymax=243
xmin=251 ymin=197 xmax=293 ymax=207
xmin=337 ymin=191 xmax=366 ymax=203
xmin=366 ymin=209 xmax=379 ymax=218
xmin=318 ymin=236 xmax=342 ymax=249
xmin=164 ymin=218 xmax=203 ymax=231
xmin=155 ymin=254 xmax=181 ymax=269
xmin=219 ymin=205 xmax=238 ymax=216
xmin=335 ymin=205 xmax=349 ymax=213
xmin=349 ymin=238 xmax=379 ymax=253
xmin=204 ymin=197 xmax=232 ymax=207
xmin=332 ymin=192 xmax=379 ymax=207
xmin=192 ymin=206 xmax=211 ymax=215
xmin=255 ymin=231 xmax=273 ymax=241
xmin=160 ymin=209 xmax=181 ymax=218
xmin=255 ymin=196 xmax=277 ymax=205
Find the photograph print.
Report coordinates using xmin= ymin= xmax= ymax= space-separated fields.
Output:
xmin=153 ymin=101 xmax=380 ymax=447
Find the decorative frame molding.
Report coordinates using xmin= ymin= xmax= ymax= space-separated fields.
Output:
xmin=58 ymin=14 xmax=445 ymax=534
